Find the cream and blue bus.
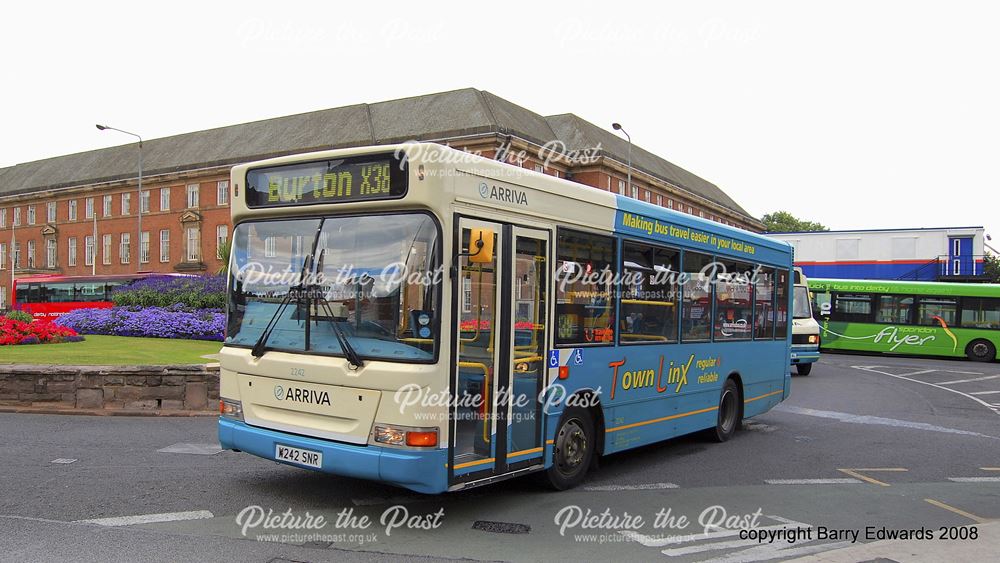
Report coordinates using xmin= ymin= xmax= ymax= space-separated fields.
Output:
xmin=218 ymin=143 xmax=793 ymax=493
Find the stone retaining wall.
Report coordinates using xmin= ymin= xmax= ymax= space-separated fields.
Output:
xmin=0 ymin=364 xmax=219 ymax=412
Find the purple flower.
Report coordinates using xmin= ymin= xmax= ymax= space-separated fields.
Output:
xmin=55 ymin=306 xmax=225 ymax=341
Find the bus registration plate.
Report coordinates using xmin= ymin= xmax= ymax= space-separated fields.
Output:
xmin=275 ymin=444 xmax=322 ymax=469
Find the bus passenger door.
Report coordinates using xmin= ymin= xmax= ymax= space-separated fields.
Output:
xmin=505 ymin=228 xmax=549 ymax=471
xmin=450 ymin=219 xmax=549 ymax=486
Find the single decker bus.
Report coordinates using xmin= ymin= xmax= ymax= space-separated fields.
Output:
xmin=218 ymin=143 xmax=794 ymax=493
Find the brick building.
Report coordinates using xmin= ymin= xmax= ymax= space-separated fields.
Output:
xmin=0 ymin=88 xmax=762 ymax=309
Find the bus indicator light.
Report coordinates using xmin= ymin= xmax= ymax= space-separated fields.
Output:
xmin=406 ymin=431 xmax=438 ymax=447
xmin=559 ymin=366 xmax=570 ymax=379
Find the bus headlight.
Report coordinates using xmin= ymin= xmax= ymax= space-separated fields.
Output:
xmin=373 ymin=424 xmax=438 ymax=448
xmin=808 ymin=335 xmax=818 ymax=344
xmin=220 ymin=399 xmax=244 ymax=421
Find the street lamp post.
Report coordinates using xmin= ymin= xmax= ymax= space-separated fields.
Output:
xmin=612 ymin=123 xmax=632 ymax=196
xmin=96 ymin=125 xmax=143 ymax=272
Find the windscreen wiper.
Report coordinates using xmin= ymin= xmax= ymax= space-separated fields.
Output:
xmin=250 ymin=253 xmax=314 ymax=358
xmin=309 ymin=249 xmax=365 ymax=369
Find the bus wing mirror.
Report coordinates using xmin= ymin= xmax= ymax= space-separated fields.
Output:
xmin=468 ymin=228 xmax=495 ymax=264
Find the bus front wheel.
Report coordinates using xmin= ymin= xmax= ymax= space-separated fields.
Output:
xmin=796 ymin=363 xmax=812 ymax=376
xmin=711 ymin=379 xmax=741 ymax=443
xmin=546 ymin=407 xmax=595 ymax=490
xmin=966 ymin=340 xmax=996 ymax=363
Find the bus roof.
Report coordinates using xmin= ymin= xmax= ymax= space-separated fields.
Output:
xmin=809 ymin=278 xmax=1000 ymax=298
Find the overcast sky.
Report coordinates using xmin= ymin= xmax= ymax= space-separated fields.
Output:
xmin=3 ymin=1 xmax=997 ymax=243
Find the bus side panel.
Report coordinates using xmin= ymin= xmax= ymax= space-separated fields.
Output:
xmin=544 ymin=341 xmax=787 ymax=457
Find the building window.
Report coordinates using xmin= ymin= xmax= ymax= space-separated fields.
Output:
xmin=68 ymin=200 xmax=77 ymax=221
xmin=140 ymin=190 xmax=150 ymax=214
xmin=120 ymin=233 xmax=131 ymax=264
xmin=46 ymin=239 xmax=56 ymax=268
xmin=102 ymin=234 xmax=112 ymax=265
xmin=85 ymin=198 xmax=94 ymax=219
xmin=187 ymin=184 xmax=200 ymax=208
xmin=160 ymin=229 xmax=170 ymax=263
xmin=644 ymin=190 xmax=651 ymax=203
xmin=630 ymin=185 xmax=638 ymax=199
xmin=140 ymin=231 xmax=150 ymax=264
xmin=47 ymin=202 xmax=56 ymax=223
xmin=103 ymin=195 xmax=113 ymax=217
xmin=85 ymin=236 xmax=95 ymax=266
xmin=656 ymin=194 xmax=662 ymax=206
xmin=13 ymin=242 xmax=21 ymax=268
xmin=217 ymin=181 xmax=229 ymax=206
xmin=186 ymin=227 xmax=201 ymax=261
xmin=27 ymin=240 xmax=35 ymax=268
xmin=687 ymin=206 xmax=693 ymax=214
xmin=533 ymin=164 xmax=544 ymax=174
xmin=27 ymin=206 xmax=36 ymax=225
xmin=216 ymin=224 xmax=228 ymax=256
xmin=618 ymin=179 xmax=626 ymax=195
xmin=160 ymin=187 xmax=171 ymax=211
xmin=264 ymin=236 xmax=276 ymax=258
xmin=699 ymin=210 xmax=705 ymax=218
xmin=68 ymin=238 xmax=77 ymax=267
xmin=0 ymin=243 xmax=6 ymax=269
xmin=0 ymin=287 xmax=5 ymax=309
xmin=0 ymin=208 xmax=5 ymax=228
xmin=121 ymin=193 xmax=131 ymax=216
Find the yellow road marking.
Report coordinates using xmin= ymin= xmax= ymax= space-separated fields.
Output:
xmin=924 ymin=499 xmax=990 ymax=524
xmin=836 ymin=468 xmax=908 ymax=487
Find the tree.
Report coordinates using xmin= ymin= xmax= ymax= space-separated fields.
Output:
xmin=984 ymin=253 xmax=1000 ymax=283
xmin=761 ymin=211 xmax=829 ymax=233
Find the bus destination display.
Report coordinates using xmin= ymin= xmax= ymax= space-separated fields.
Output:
xmin=245 ymin=154 xmax=407 ymax=208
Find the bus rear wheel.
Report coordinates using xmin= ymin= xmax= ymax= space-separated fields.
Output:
xmin=796 ymin=363 xmax=812 ymax=376
xmin=711 ymin=379 xmax=741 ymax=443
xmin=966 ymin=340 xmax=996 ymax=363
xmin=545 ymin=407 xmax=595 ymax=490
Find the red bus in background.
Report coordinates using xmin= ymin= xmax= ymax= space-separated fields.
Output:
xmin=12 ymin=273 xmax=191 ymax=321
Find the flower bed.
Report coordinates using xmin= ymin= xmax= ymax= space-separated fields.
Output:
xmin=112 ymin=275 xmax=226 ymax=309
xmin=0 ymin=317 xmax=83 ymax=346
xmin=55 ymin=305 xmax=225 ymax=341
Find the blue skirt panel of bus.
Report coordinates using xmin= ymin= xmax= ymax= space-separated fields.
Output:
xmin=790 ymin=345 xmax=820 ymax=364
xmin=218 ymin=418 xmax=449 ymax=494
xmin=542 ymin=341 xmax=789 ymax=457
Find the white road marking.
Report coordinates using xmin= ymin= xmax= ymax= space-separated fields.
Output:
xmin=898 ymin=369 xmax=937 ymax=377
xmin=851 ymin=366 xmax=1000 ymax=416
xmin=50 ymin=459 xmax=77 ymax=464
xmin=620 ymin=516 xmax=810 ymax=548
xmin=585 ymin=482 xmax=679 ymax=491
xmin=775 ymin=405 xmax=1000 ymax=439
xmin=76 ymin=510 xmax=213 ymax=527
xmin=937 ymin=374 xmax=1000 ymax=385
xmin=157 ymin=443 xmax=223 ymax=455
xmin=764 ymin=478 xmax=861 ymax=485
xmin=947 ymin=477 xmax=1000 ymax=483
xmin=969 ymin=390 xmax=1000 ymax=396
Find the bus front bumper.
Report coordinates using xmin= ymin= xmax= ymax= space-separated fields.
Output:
xmin=791 ymin=345 xmax=820 ymax=364
xmin=218 ymin=418 xmax=448 ymax=494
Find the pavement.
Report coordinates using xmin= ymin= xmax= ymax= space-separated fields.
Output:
xmin=1 ymin=353 xmax=998 ymax=561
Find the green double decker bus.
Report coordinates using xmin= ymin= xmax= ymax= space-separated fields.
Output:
xmin=810 ymin=278 xmax=1000 ymax=362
